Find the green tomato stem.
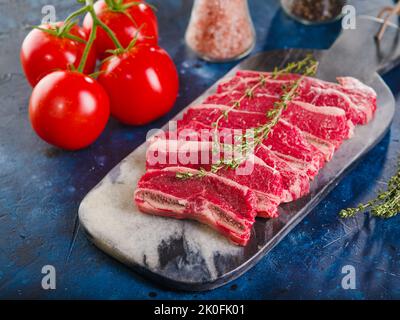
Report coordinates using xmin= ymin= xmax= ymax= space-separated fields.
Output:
xmin=77 ymin=1 xmax=96 ymax=73
xmin=104 ymin=0 xmax=115 ymax=9
xmin=88 ymin=5 xmax=124 ymax=50
xmin=58 ymin=0 xmax=125 ymax=73
xmin=77 ymin=0 xmax=124 ymax=73
xmin=77 ymin=18 xmax=97 ymax=73
xmin=58 ymin=5 xmax=90 ymax=35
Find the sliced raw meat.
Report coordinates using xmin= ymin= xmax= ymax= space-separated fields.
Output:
xmin=146 ymin=139 xmax=284 ymax=218
xmin=151 ymin=121 xmax=311 ymax=202
xmin=134 ymin=71 xmax=377 ymax=246
xmin=255 ymin=144 xmax=310 ymax=202
xmin=182 ymin=102 xmax=337 ymax=161
xmin=205 ymin=93 xmax=354 ymax=148
xmin=237 ymin=72 xmax=377 ymax=115
xmin=173 ymin=118 xmax=320 ymax=178
xmin=337 ymin=77 xmax=377 ymax=114
xmin=134 ymin=167 xmax=257 ymax=246
xmin=283 ymin=102 xmax=353 ymax=144
xmin=216 ymin=72 xmax=376 ymax=124
xmin=298 ymin=85 xmax=373 ymax=125
xmin=180 ymin=105 xmax=326 ymax=174
xmin=236 ymin=71 xmax=377 ymax=113
xmin=301 ymin=131 xmax=336 ymax=161
xmin=205 ymin=90 xmax=277 ymax=112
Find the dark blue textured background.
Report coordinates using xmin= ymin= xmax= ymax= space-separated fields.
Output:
xmin=1 ymin=0 xmax=400 ymax=299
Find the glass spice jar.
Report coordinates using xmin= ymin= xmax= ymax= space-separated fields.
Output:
xmin=281 ymin=0 xmax=347 ymax=25
xmin=185 ymin=0 xmax=256 ymax=62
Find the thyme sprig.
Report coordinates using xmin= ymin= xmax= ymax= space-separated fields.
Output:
xmin=176 ymin=168 xmax=207 ymax=180
xmin=176 ymin=55 xmax=319 ymax=180
xmin=271 ymin=54 xmax=316 ymax=79
xmin=213 ymin=58 xmax=318 ymax=170
xmin=210 ymin=54 xmax=317 ymax=135
xmin=340 ymin=158 xmax=400 ymax=219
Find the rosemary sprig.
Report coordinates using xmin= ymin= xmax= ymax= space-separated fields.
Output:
xmin=340 ymin=158 xmax=400 ymax=219
xmin=176 ymin=55 xmax=319 ymax=180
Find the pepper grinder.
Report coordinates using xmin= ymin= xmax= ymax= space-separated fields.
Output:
xmin=185 ymin=0 xmax=256 ymax=62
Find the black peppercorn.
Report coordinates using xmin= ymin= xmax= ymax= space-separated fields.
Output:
xmin=281 ymin=0 xmax=347 ymax=24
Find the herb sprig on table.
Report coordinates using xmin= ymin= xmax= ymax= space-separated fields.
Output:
xmin=340 ymin=158 xmax=400 ymax=219
xmin=176 ymin=55 xmax=319 ymax=180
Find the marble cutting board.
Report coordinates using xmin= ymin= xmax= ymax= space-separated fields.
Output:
xmin=79 ymin=16 xmax=399 ymax=291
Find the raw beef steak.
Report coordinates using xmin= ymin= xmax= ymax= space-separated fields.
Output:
xmin=216 ymin=72 xmax=376 ymax=125
xmin=146 ymin=139 xmax=284 ymax=217
xmin=152 ymin=121 xmax=311 ymax=203
xmin=134 ymin=70 xmax=378 ymax=246
xmin=180 ymin=105 xmax=326 ymax=174
xmin=134 ymin=167 xmax=258 ymax=245
xmin=204 ymin=94 xmax=354 ymax=148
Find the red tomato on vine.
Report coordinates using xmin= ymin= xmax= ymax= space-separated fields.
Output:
xmin=20 ymin=22 xmax=96 ymax=87
xmin=98 ymin=44 xmax=179 ymax=125
xmin=83 ymin=0 xmax=158 ymax=59
xmin=29 ymin=71 xmax=110 ymax=150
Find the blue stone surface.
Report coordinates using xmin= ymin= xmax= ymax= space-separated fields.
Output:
xmin=0 ymin=0 xmax=400 ymax=299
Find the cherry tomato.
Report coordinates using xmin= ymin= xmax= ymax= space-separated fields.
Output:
xmin=20 ymin=22 xmax=96 ymax=87
xmin=29 ymin=71 xmax=110 ymax=150
xmin=98 ymin=44 xmax=179 ymax=125
xmin=83 ymin=0 xmax=158 ymax=59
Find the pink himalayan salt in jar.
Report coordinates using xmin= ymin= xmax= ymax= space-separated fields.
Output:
xmin=185 ymin=0 xmax=256 ymax=62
